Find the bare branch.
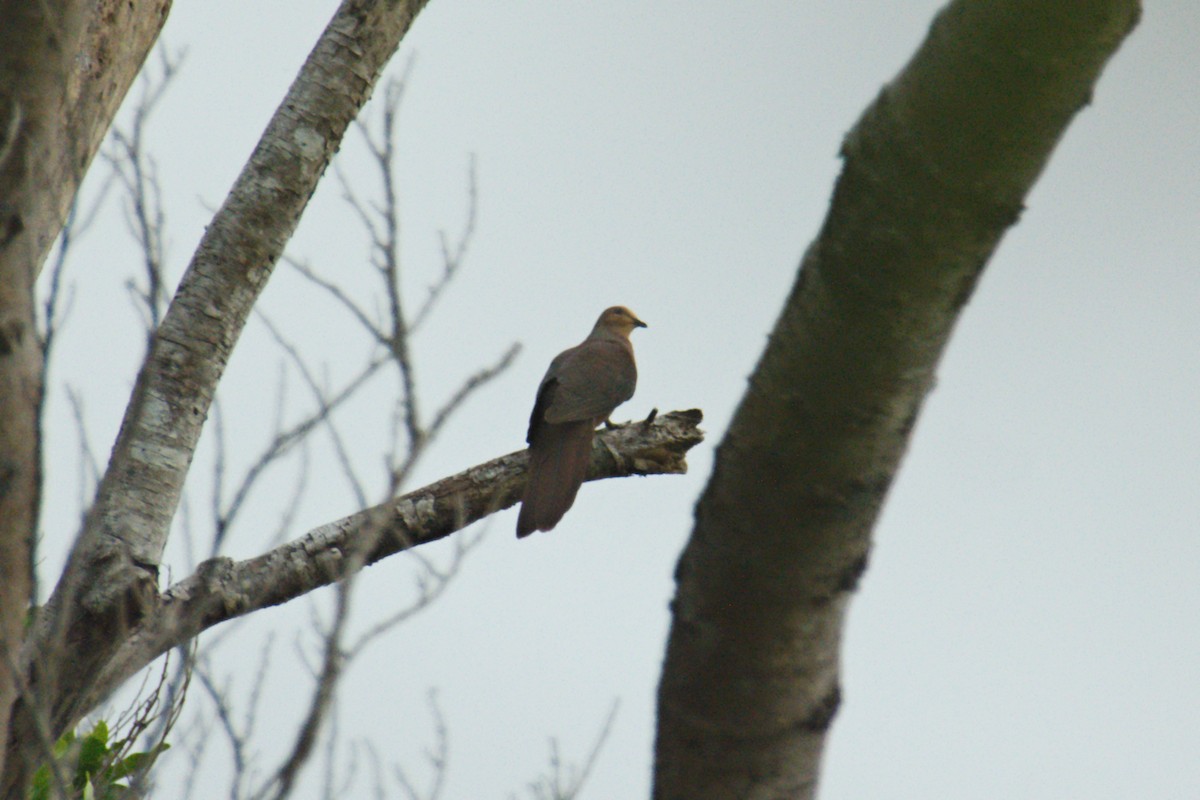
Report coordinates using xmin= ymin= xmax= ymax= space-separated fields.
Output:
xmin=0 ymin=646 xmax=70 ymax=800
xmin=257 ymin=585 xmax=350 ymax=800
xmin=347 ymin=527 xmax=485 ymax=659
xmin=255 ymin=312 xmax=377 ymax=510
xmin=237 ymin=61 xmax=496 ymax=797
xmin=411 ymin=156 xmax=477 ymax=333
xmin=241 ymin=639 xmax=276 ymax=760
xmin=267 ymin=443 xmax=313 ymax=549
xmin=208 ymin=311 xmax=387 ymax=554
xmin=318 ymin=705 xmax=342 ymax=800
xmin=285 ymin=257 xmax=389 ymax=350
xmin=86 ymin=410 xmax=704 ymax=721
xmin=390 ymin=341 xmax=521 ymax=488
xmin=107 ymin=644 xmax=187 ymax=797
xmin=66 ymin=386 xmax=102 ymax=510
xmin=22 ymin=2 xmax=436 ymax=751
xmin=210 ymin=399 xmax=230 ymax=553
xmin=142 ymin=643 xmax=195 ymax=772
xmin=38 ymin=170 xmax=117 ymax=365
xmin=520 ymin=701 xmax=619 ymax=800
xmin=195 ymin=667 xmax=251 ymax=799
xmin=193 ymin=634 xmax=273 ymax=800
xmin=331 ymin=163 xmax=384 ymax=255
xmin=177 ymin=711 xmax=216 ymax=800
xmin=104 ymin=46 xmax=185 ymax=341
xmin=257 ymin=490 xmax=413 ymax=800
xmin=393 ymin=690 xmax=448 ymax=800
xmin=287 ymin=71 xmax=499 ymax=540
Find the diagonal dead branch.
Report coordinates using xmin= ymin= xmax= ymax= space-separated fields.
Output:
xmin=85 ymin=409 xmax=703 ymax=720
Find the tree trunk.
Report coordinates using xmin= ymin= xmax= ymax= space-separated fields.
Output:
xmin=1 ymin=0 xmax=174 ymax=786
xmin=0 ymin=1 xmax=435 ymax=794
xmin=653 ymin=2 xmax=1141 ymax=798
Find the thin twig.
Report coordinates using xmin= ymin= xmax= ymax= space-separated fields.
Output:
xmin=66 ymin=386 xmax=102 ymax=506
xmin=348 ymin=526 xmax=485 ymax=659
xmin=390 ymin=342 xmax=520 ymax=488
xmin=520 ymin=701 xmax=620 ymax=800
xmin=393 ymin=689 xmax=449 ymax=800
xmin=411 ymin=155 xmax=478 ymax=332
xmin=103 ymin=46 xmax=185 ymax=342
xmin=194 ymin=667 xmax=250 ymax=798
xmin=0 ymin=643 xmax=73 ymax=800
xmin=285 ymin=257 xmax=388 ymax=349
xmin=254 ymin=311 xmax=376 ymax=510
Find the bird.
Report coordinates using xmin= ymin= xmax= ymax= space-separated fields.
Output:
xmin=516 ymin=305 xmax=647 ymax=538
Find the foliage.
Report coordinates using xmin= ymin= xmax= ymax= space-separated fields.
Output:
xmin=29 ymin=721 xmax=168 ymax=800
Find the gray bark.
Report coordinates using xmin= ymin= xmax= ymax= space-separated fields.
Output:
xmin=653 ymin=2 xmax=1141 ymax=798
xmin=83 ymin=409 xmax=703 ymax=721
xmin=3 ymin=1 xmax=433 ymax=794
xmin=0 ymin=0 xmax=171 ymax=785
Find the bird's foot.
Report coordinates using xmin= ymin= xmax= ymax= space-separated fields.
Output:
xmin=603 ymin=408 xmax=657 ymax=431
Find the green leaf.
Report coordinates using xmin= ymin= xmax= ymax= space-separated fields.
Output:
xmin=52 ymin=730 xmax=75 ymax=759
xmin=78 ymin=727 xmax=112 ymax=785
xmin=28 ymin=764 xmax=50 ymax=800
xmin=107 ymin=743 xmax=170 ymax=781
xmin=100 ymin=782 xmax=131 ymax=800
xmin=89 ymin=721 xmax=109 ymax=747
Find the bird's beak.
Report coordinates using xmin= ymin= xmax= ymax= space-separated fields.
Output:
xmin=634 ymin=316 xmax=648 ymax=328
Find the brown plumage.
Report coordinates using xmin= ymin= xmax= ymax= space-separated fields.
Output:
xmin=516 ymin=306 xmax=647 ymax=538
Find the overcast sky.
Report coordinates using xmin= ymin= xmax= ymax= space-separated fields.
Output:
xmin=36 ymin=2 xmax=1198 ymax=798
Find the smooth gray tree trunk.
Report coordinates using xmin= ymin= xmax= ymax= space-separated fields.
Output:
xmin=653 ymin=2 xmax=1141 ymax=797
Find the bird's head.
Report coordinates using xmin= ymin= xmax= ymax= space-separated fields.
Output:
xmin=593 ymin=305 xmax=648 ymax=339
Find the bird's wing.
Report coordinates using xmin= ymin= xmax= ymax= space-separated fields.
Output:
xmin=526 ymin=376 xmax=558 ymax=445
xmin=540 ymin=339 xmax=637 ymax=425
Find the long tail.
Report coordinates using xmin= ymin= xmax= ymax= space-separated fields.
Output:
xmin=516 ymin=421 xmax=594 ymax=537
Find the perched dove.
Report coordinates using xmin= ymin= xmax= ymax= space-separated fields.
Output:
xmin=516 ymin=306 xmax=647 ymax=538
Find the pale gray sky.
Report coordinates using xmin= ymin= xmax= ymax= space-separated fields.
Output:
xmin=37 ymin=2 xmax=1198 ymax=798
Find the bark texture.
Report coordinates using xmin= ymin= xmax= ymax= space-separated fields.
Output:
xmin=80 ymin=409 xmax=703 ymax=733
xmin=3 ymin=0 xmax=430 ymax=793
xmin=653 ymin=2 xmax=1141 ymax=798
xmin=0 ymin=0 xmax=171 ymax=783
